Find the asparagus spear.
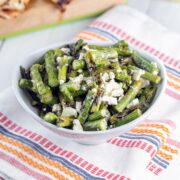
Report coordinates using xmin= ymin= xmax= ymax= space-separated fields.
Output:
xmin=30 ymin=64 xmax=56 ymax=105
xmin=115 ymin=73 xmax=131 ymax=83
xmin=43 ymin=112 xmax=57 ymax=124
xmin=58 ymin=56 xmax=71 ymax=85
xmin=72 ymin=59 xmax=85 ymax=70
xmin=113 ymin=109 xmax=142 ymax=127
xmin=19 ymin=79 xmax=36 ymax=92
xmin=88 ymin=109 xmax=109 ymax=121
xmin=78 ymin=88 xmax=97 ymax=124
xmin=83 ymin=118 xmax=107 ymax=131
xmin=128 ymin=65 xmax=161 ymax=84
xmin=114 ymin=80 xmax=143 ymax=112
xmin=45 ymin=50 xmax=59 ymax=87
xmin=132 ymin=51 xmax=159 ymax=75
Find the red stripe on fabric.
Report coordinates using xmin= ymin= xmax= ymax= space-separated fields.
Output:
xmin=168 ymin=58 xmax=174 ymax=65
xmin=121 ymin=140 xmax=128 ymax=147
xmin=0 ymin=151 xmax=51 ymax=180
xmin=159 ymin=53 xmax=165 ymax=59
xmin=0 ymin=116 xmax=7 ymax=123
xmin=0 ymin=112 xmax=2 ymax=116
xmin=135 ymin=141 xmax=142 ymax=148
xmin=15 ymin=127 xmax=22 ymax=133
xmin=34 ymin=135 xmax=42 ymax=142
xmin=173 ymin=61 xmax=179 ymax=67
xmin=119 ymin=176 xmax=126 ymax=180
xmin=75 ymin=158 xmax=83 ymax=165
xmin=9 ymin=123 xmax=17 ymax=130
xmin=96 ymin=169 xmax=104 ymax=176
xmin=39 ymin=138 xmax=48 ymax=145
xmin=70 ymin=154 xmax=78 ymax=162
xmin=24 ymin=131 xmax=32 ymax=137
xmin=112 ymin=175 xmax=119 ymax=180
xmin=85 ymin=164 xmax=93 ymax=171
xmin=107 ymin=173 xmax=114 ymax=179
xmin=101 ymin=171 xmax=109 ymax=177
xmin=154 ymin=168 xmax=162 ymax=175
xmin=146 ymin=145 xmax=153 ymax=153
xmin=65 ymin=152 xmax=73 ymax=158
xmin=151 ymin=150 xmax=156 ymax=158
xmin=80 ymin=161 xmax=88 ymax=168
xmin=20 ymin=129 xmax=27 ymax=135
xmin=60 ymin=150 xmax=67 ymax=156
xmin=141 ymin=142 xmax=147 ymax=150
xmin=49 ymin=145 xmax=57 ymax=152
xmin=165 ymin=88 xmax=180 ymax=99
xmin=29 ymin=133 xmax=37 ymax=139
xmin=54 ymin=148 xmax=62 ymax=154
xmin=4 ymin=120 xmax=12 ymax=128
xmin=117 ymin=139 xmax=123 ymax=146
xmin=44 ymin=142 xmax=53 ymax=148
xmin=91 ymin=167 xmax=99 ymax=174
xmin=167 ymin=138 xmax=180 ymax=148
xmin=111 ymin=138 xmax=118 ymax=144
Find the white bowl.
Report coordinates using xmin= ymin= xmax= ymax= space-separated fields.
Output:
xmin=12 ymin=41 xmax=167 ymax=145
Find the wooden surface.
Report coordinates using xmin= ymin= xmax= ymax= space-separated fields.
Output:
xmin=0 ymin=0 xmax=124 ymax=37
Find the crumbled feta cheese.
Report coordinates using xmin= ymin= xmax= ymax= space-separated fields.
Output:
xmin=132 ymin=69 xmax=145 ymax=81
xmin=59 ymin=80 xmax=65 ymax=85
xmin=70 ymin=74 xmax=84 ymax=89
xmin=75 ymin=101 xmax=82 ymax=113
xmin=127 ymin=98 xmax=139 ymax=108
xmin=153 ymin=71 xmax=158 ymax=75
xmin=61 ymin=107 xmax=77 ymax=117
xmin=61 ymin=48 xmax=70 ymax=54
xmin=102 ymin=73 xmax=109 ymax=82
xmin=73 ymin=119 xmax=83 ymax=131
xmin=101 ymin=96 xmax=118 ymax=105
xmin=77 ymin=69 xmax=83 ymax=73
xmin=109 ymin=72 xmax=115 ymax=79
xmin=52 ymin=104 xmax=61 ymax=112
xmin=141 ymin=78 xmax=150 ymax=88
xmin=117 ymin=69 xmax=122 ymax=73
xmin=56 ymin=57 xmax=62 ymax=63
xmin=111 ymin=89 xmax=124 ymax=97
xmin=78 ymin=53 xmax=84 ymax=60
xmin=92 ymin=88 xmax=97 ymax=94
xmin=84 ymin=76 xmax=93 ymax=86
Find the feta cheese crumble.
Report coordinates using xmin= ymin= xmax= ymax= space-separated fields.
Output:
xmin=61 ymin=107 xmax=77 ymax=117
xmin=73 ymin=119 xmax=83 ymax=131
xmin=132 ymin=69 xmax=145 ymax=81
xmin=75 ymin=101 xmax=82 ymax=113
xmin=52 ymin=104 xmax=61 ymax=112
xmin=127 ymin=98 xmax=139 ymax=108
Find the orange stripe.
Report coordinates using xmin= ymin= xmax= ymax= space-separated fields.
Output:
xmin=157 ymin=150 xmax=173 ymax=161
xmin=80 ymin=31 xmax=107 ymax=41
xmin=168 ymin=72 xmax=180 ymax=84
xmin=167 ymin=80 xmax=180 ymax=91
xmin=130 ymin=129 xmax=166 ymax=144
xmin=0 ymin=143 xmax=67 ymax=180
xmin=161 ymin=144 xmax=178 ymax=155
xmin=76 ymin=35 xmax=92 ymax=41
xmin=138 ymin=124 xmax=170 ymax=136
xmin=0 ymin=134 xmax=83 ymax=180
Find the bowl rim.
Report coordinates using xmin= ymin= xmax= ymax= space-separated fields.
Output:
xmin=12 ymin=40 xmax=167 ymax=135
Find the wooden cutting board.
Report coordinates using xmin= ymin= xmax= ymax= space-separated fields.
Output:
xmin=0 ymin=0 xmax=125 ymax=39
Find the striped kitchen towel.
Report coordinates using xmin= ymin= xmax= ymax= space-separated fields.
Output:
xmin=0 ymin=5 xmax=180 ymax=180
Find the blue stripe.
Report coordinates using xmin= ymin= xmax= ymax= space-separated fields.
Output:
xmin=165 ymin=65 xmax=180 ymax=77
xmin=88 ymin=26 xmax=180 ymax=77
xmin=153 ymin=155 xmax=169 ymax=166
xmin=152 ymin=157 xmax=168 ymax=168
xmin=0 ymin=126 xmax=105 ymax=180
xmin=120 ymin=133 xmax=161 ymax=149
xmin=87 ymin=27 xmax=118 ymax=42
